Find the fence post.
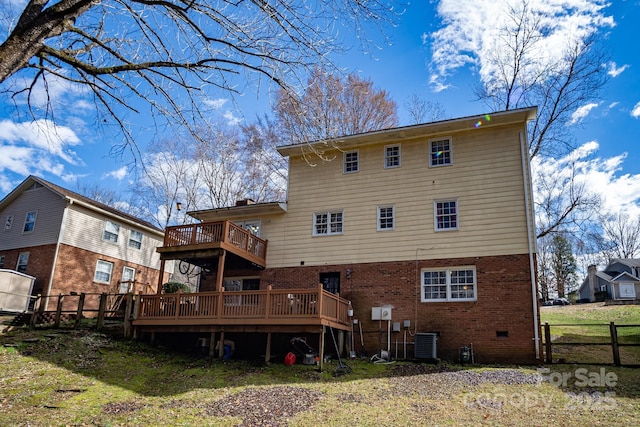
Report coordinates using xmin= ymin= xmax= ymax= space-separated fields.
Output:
xmin=97 ymin=293 xmax=107 ymax=330
xmin=123 ymin=293 xmax=134 ymax=338
xmin=55 ymin=294 xmax=64 ymax=328
xmin=610 ymin=322 xmax=621 ymax=367
xmin=544 ymin=322 xmax=552 ymax=364
xmin=30 ymin=295 xmax=41 ymax=328
xmin=75 ymin=293 xmax=86 ymax=329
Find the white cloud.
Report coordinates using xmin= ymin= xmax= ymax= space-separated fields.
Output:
xmin=429 ymin=1 xmax=615 ymax=90
xmin=631 ymin=101 xmax=640 ymax=118
xmin=605 ymin=61 xmax=629 ymax=78
xmin=608 ymin=102 xmax=619 ymax=109
xmin=569 ymin=103 xmax=599 ymax=125
xmin=223 ymin=111 xmax=242 ymax=126
xmin=104 ymin=166 xmax=128 ymax=181
xmin=205 ymin=98 xmax=228 ymax=109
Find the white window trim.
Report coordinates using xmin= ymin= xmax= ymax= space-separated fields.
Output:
xmin=128 ymin=230 xmax=143 ymax=250
xmin=377 ymin=205 xmax=395 ymax=231
xmin=343 ymin=150 xmax=359 ymax=174
xmin=103 ymin=220 xmax=120 ymax=243
xmin=313 ymin=210 xmax=344 ymax=236
xmin=94 ymin=260 xmax=114 ymax=284
xmin=22 ymin=210 xmax=37 ymax=233
xmin=429 ymin=136 xmax=453 ymax=167
xmin=5 ymin=214 xmax=14 ymax=231
xmin=434 ymin=199 xmax=459 ymax=231
xmin=16 ymin=252 xmax=29 ymax=273
xmin=384 ymin=144 xmax=401 ymax=169
xmin=421 ymin=266 xmax=477 ymax=302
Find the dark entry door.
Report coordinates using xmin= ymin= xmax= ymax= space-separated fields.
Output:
xmin=319 ymin=272 xmax=340 ymax=294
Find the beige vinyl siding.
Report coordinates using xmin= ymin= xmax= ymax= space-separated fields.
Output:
xmin=266 ymin=124 xmax=531 ymax=267
xmin=0 ymin=186 xmax=65 ymax=250
xmin=60 ymin=204 xmax=162 ymax=268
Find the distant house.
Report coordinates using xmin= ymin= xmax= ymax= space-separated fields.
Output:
xmin=0 ymin=176 xmax=169 ymax=311
xmin=140 ymin=107 xmax=542 ymax=364
xmin=579 ymin=259 xmax=640 ymax=303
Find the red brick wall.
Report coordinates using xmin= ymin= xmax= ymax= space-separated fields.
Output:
xmin=0 ymin=245 xmax=56 ymax=296
xmin=259 ymin=253 xmax=541 ymax=364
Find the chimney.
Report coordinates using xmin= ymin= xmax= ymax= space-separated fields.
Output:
xmin=235 ymin=198 xmax=255 ymax=207
xmin=587 ymin=264 xmax=597 ymax=302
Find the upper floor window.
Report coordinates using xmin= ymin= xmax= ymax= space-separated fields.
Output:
xmin=128 ymin=230 xmax=143 ymax=250
xmin=313 ymin=211 xmax=344 ymax=236
xmin=94 ymin=260 xmax=114 ymax=283
xmin=421 ymin=267 xmax=477 ymax=302
xmin=430 ymin=137 xmax=452 ymax=167
xmin=23 ymin=211 xmax=37 ymax=233
xmin=434 ymin=200 xmax=458 ymax=231
xmin=17 ymin=252 xmax=29 ymax=273
xmin=103 ymin=221 xmax=120 ymax=243
xmin=377 ymin=205 xmax=395 ymax=231
xmin=343 ymin=150 xmax=359 ymax=173
xmin=5 ymin=215 xmax=13 ymax=231
xmin=384 ymin=144 xmax=401 ymax=169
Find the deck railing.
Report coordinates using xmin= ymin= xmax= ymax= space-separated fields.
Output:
xmin=161 ymin=220 xmax=267 ymax=263
xmin=135 ymin=284 xmax=350 ymax=326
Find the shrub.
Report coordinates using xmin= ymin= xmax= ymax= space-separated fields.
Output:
xmin=162 ymin=282 xmax=191 ymax=293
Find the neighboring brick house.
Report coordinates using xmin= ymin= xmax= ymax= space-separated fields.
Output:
xmin=0 ymin=176 xmax=169 ymax=311
xmin=579 ymin=259 xmax=640 ymax=303
xmin=168 ymin=107 xmax=541 ymax=364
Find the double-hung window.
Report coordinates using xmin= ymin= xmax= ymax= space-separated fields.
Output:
xmin=434 ymin=199 xmax=458 ymax=231
xmin=421 ymin=267 xmax=477 ymax=302
xmin=103 ymin=221 xmax=120 ymax=243
xmin=23 ymin=211 xmax=37 ymax=233
xmin=94 ymin=260 xmax=114 ymax=283
xmin=313 ymin=211 xmax=343 ymax=236
xmin=5 ymin=215 xmax=13 ymax=231
xmin=429 ymin=137 xmax=452 ymax=167
xmin=17 ymin=252 xmax=29 ymax=273
xmin=384 ymin=144 xmax=401 ymax=168
xmin=128 ymin=230 xmax=143 ymax=249
xmin=377 ymin=205 xmax=395 ymax=231
xmin=343 ymin=151 xmax=359 ymax=173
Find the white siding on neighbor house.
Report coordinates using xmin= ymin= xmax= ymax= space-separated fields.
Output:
xmin=0 ymin=185 xmax=66 ymax=251
xmin=60 ymin=204 xmax=163 ymax=268
xmin=263 ymin=124 xmax=532 ymax=268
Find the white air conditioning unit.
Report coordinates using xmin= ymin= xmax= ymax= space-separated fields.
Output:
xmin=371 ymin=307 xmax=392 ymax=320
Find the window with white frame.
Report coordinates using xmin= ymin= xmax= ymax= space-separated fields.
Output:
xmin=103 ymin=221 xmax=120 ymax=243
xmin=434 ymin=199 xmax=458 ymax=231
xmin=22 ymin=211 xmax=37 ymax=233
xmin=421 ymin=267 xmax=477 ymax=302
xmin=120 ymin=266 xmax=136 ymax=292
xmin=313 ymin=211 xmax=343 ymax=235
xmin=94 ymin=260 xmax=114 ymax=283
xmin=5 ymin=215 xmax=13 ymax=231
xmin=384 ymin=144 xmax=401 ymax=168
xmin=377 ymin=205 xmax=395 ymax=231
xmin=429 ymin=137 xmax=452 ymax=167
xmin=17 ymin=252 xmax=29 ymax=273
xmin=128 ymin=230 xmax=143 ymax=249
xmin=343 ymin=150 xmax=359 ymax=173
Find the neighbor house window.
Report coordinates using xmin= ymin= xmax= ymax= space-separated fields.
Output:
xmin=421 ymin=267 xmax=477 ymax=302
xmin=94 ymin=260 xmax=114 ymax=283
xmin=429 ymin=137 xmax=452 ymax=167
xmin=22 ymin=211 xmax=37 ymax=233
xmin=434 ymin=200 xmax=458 ymax=231
xmin=377 ymin=205 xmax=395 ymax=231
xmin=313 ymin=211 xmax=344 ymax=235
xmin=384 ymin=144 xmax=401 ymax=168
xmin=343 ymin=150 xmax=359 ymax=173
xmin=17 ymin=252 xmax=29 ymax=273
xmin=0 ymin=255 xmax=5 ymax=268
xmin=5 ymin=215 xmax=13 ymax=231
xmin=103 ymin=221 xmax=120 ymax=243
xmin=128 ymin=230 xmax=143 ymax=250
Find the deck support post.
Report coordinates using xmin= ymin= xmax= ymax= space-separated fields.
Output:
xmin=218 ymin=330 xmax=225 ymax=359
xmin=319 ymin=326 xmax=325 ymax=372
xmin=156 ymin=259 xmax=165 ymax=294
xmin=338 ymin=330 xmax=344 ymax=357
xmin=265 ymin=332 xmax=272 ymax=364
xmin=215 ymin=250 xmax=227 ymax=292
xmin=209 ymin=331 xmax=216 ymax=358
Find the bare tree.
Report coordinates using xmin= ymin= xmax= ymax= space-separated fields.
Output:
xmin=404 ymin=93 xmax=447 ymax=124
xmin=597 ymin=212 xmax=640 ymax=260
xmin=274 ymin=67 xmax=399 ymax=146
xmin=0 ymin=1 xmax=401 ymax=156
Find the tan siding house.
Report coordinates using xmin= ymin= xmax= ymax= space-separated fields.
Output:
xmin=154 ymin=108 xmax=541 ymax=364
xmin=0 ymin=176 xmax=168 ymax=311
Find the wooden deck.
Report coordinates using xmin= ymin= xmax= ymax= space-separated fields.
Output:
xmin=156 ymin=220 xmax=267 ymax=267
xmin=132 ymin=285 xmax=352 ymax=333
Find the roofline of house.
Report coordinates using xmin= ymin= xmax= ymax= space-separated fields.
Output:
xmin=277 ymin=107 xmax=537 ymax=157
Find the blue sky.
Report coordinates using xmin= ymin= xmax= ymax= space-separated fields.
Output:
xmin=1 ymin=0 xmax=639 ymax=219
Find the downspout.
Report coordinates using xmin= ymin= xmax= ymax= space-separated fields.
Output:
xmin=43 ymin=199 xmax=71 ymax=311
xmin=520 ymin=131 xmax=540 ymax=359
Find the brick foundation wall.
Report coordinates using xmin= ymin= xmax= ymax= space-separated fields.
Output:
xmin=259 ymin=253 xmax=541 ymax=364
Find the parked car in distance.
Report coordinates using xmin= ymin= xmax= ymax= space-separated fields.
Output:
xmin=553 ymin=297 xmax=570 ymax=306
xmin=542 ymin=300 xmax=553 ymax=306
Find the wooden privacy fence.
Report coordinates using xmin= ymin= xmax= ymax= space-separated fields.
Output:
xmin=543 ymin=322 xmax=640 ymax=367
